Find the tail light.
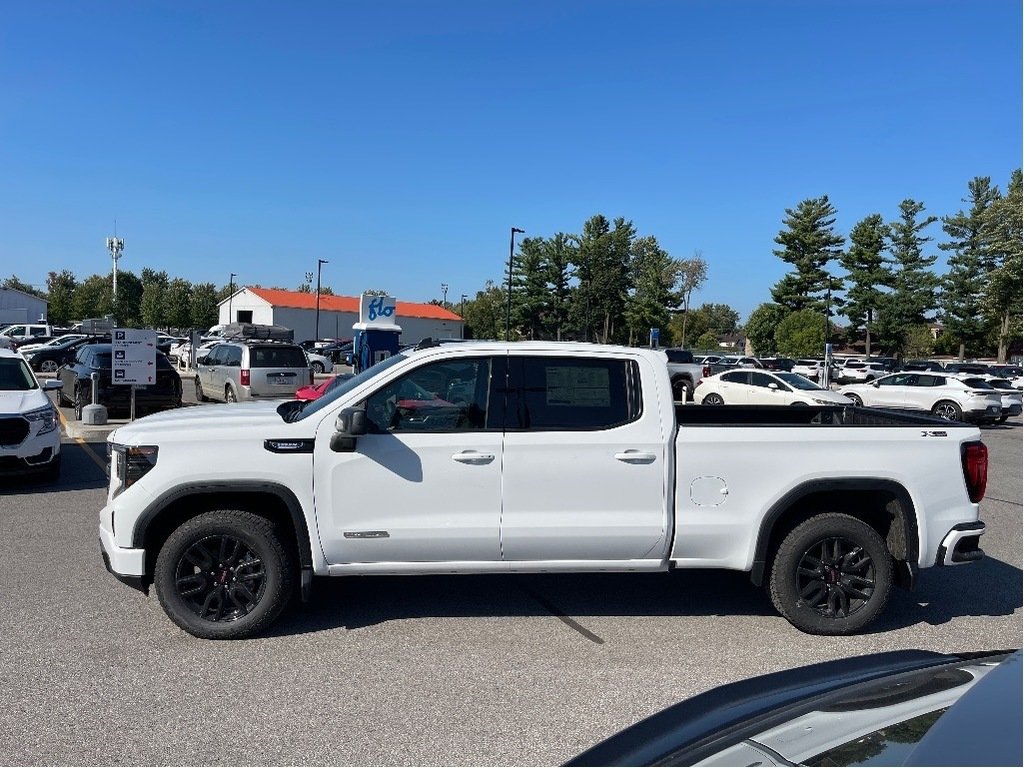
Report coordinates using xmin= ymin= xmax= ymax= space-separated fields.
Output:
xmin=961 ymin=441 xmax=988 ymax=503
xmin=702 ymin=365 xmax=711 ymax=378
xmin=240 ymin=369 xmax=251 ymax=386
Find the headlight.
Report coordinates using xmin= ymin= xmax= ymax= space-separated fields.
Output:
xmin=24 ymin=404 xmax=58 ymax=435
xmin=109 ymin=443 xmax=159 ymax=497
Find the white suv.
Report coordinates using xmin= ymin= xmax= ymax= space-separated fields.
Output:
xmin=0 ymin=348 xmax=63 ymax=479
xmin=837 ymin=360 xmax=888 ymax=384
xmin=839 ymin=372 xmax=1003 ymax=424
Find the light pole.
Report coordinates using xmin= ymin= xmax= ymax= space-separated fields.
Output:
xmin=315 ymin=259 xmax=329 ymax=341
xmin=441 ymin=283 xmax=449 ymax=306
xmin=228 ymin=272 xmax=237 ymax=324
xmin=460 ymin=293 xmax=468 ymax=339
xmin=106 ymin=237 xmax=124 ymax=315
xmin=506 ymin=227 xmax=525 ymax=341
xmin=822 ymin=276 xmax=833 ymax=387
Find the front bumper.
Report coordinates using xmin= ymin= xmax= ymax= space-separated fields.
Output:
xmin=99 ymin=520 xmax=148 ymax=592
xmin=936 ymin=521 xmax=986 ymax=566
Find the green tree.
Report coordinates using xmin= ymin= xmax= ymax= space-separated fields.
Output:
xmin=840 ymin=214 xmax=890 ymax=358
xmin=695 ymin=331 xmax=720 ymax=350
xmin=572 ymin=215 xmax=634 ymax=343
xmin=670 ymin=251 xmax=708 ymax=346
xmin=939 ymin=177 xmax=999 ymax=359
xmin=875 ymin=199 xmax=940 ymax=357
xmin=112 ymin=270 xmax=144 ymax=327
xmin=462 ymin=281 xmax=505 ymax=340
xmin=775 ymin=309 xmax=826 ymax=357
xmin=904 ymin=325 xmax=936 ymax=359
xmin=140 ymin=269 xmax=169 ymax=329
xmin=980 ymin=169 xmax=1023 ymax=363
xmin=624 ymin=235 xmax=676 ymax=346
xmin=769 ymin=195 xmax=845 ymax=312
xmin=190 ymin=282 xmax=220 ymax=328
xmin=46 ymin=270 xmax=78 ymax=326
xmin=164 ymin=279 xmax=194 ymax=330
xmin=71 ymin=274 xmax=112 ymax=321
xmin=745 ymin=303 xmax=788 ymax=356
xmin=543 ymin=233 xmax=576 ymax=341
xmin=511 ymin=236 xmax=550 ymax=340
xmin=1 ymin=276 xmax=46 ymax=299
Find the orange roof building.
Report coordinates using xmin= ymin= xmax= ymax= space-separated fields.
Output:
xmin=217 ymin=287 xmax=464 ymax=343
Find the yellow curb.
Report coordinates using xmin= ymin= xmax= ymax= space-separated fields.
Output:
xmin=57 ymin=409 xmax=108 ymax=473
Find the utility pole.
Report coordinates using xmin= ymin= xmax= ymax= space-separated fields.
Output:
xmin=460 ymin=293 xmax=467 ymax=339
xmin=441 ymin=282 xmax=449 ymax=306
xmin=228 ymin=272 xmax=237 ymax=324
xmin=315 ymin=259 xmax=329 ymax=341
xmin=106 ymin=236 xmax=124 ymax=315
xmin=506 ymin=227 xmax=525 ymax=340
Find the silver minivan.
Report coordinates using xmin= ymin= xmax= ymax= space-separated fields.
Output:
xmin=194 ymin=341 xmax=312 ymax=402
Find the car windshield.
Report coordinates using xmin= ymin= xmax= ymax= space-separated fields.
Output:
xmin=988 ymin=378 xmax=1014 ymax=390
xmin=776 ymin=372 xmax=824 ymax=391
xmin=283 ymin=353 xmax=408 ymax=422
xmin=0 ymin=357 xmax=39 ymax=391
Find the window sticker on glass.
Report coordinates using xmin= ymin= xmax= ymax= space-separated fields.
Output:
xmin=546 ymin=366 xmax=610 ymax=407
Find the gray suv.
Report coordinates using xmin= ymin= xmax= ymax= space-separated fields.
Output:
xmin=194 ymin=341 xmax=312 ymax=402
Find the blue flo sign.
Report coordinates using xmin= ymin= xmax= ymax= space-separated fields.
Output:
xmin=359 ymin=294 xmax=397 ymax=328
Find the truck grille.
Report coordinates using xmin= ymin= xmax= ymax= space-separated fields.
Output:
xmin=0 ymin=417 xmax=30 ymax=447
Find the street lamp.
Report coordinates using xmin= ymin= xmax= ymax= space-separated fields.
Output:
xmin=506 ymin=227 xmax=525 ymax=341
xmin=315 ymin=259 xmax=329 ymax=341
xmin=460 ymin=293 xmax=468 ymax=339
xmin=822 ymin=276 xmax=834 ymax=387
xmin=228 ymin=272 xmax=237 ymax=323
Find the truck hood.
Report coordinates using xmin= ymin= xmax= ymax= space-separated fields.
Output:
xmin=108 ymin=401 xmax=288 ymax=445
xmin=0 ymin=388 xmax=50 ymax=415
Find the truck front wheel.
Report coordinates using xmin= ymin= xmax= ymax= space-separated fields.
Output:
xmin=769 ymin=513 xmax=892 ymax=635
xmin=672 ymin=377 xmax=693 ymax=403
xmin=154 ymin=510 xmax=293 ymax=639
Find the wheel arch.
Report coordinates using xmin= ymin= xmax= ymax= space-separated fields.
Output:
xmin=133 ymin=482 xmax=314 ymax=589
xmin=750 ymin=478 xmax=919 ymax=590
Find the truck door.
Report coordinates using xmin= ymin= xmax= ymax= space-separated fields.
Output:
xmin=313 ymin=355 xmax=504 ymax=564
xmin=499 ymin=354 xmax=668 ymax=562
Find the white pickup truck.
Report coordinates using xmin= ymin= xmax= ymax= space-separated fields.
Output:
xmin=99 ymin=341 xmax=989 ymax=639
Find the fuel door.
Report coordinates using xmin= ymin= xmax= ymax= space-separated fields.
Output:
xmin=690 ymin=476 xmax=729 ymax=507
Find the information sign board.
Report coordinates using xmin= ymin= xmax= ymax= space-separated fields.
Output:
xmin=112 ymin=328 xmax=158 ymax=385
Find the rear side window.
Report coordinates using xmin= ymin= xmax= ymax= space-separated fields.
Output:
xmin=507 ymin=357 xmax=640 ymax=431
xmin=251 ymin=346 xmax=307 ymax=368
xmin=665 ymin=349 xmax=694 ymax=364
xmin=721 ymin=371 xmax=749 ymax=384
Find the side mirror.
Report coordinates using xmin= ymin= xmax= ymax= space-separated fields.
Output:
xmin=767 ymin=382 xmax=779 ymax=390
xmin=43 ymin=379 xmax=63 ymax=390
xmin=871 ymin=381 xmax=881 ymax=388
xmin=331 ymin=406 xmax=367 ymax=452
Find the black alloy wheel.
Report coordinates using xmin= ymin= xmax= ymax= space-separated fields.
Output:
xmin=847 ymin=393 xmax=864 ymax=407
xmin=154 ymin=510 xmax=293 ymax=639
xmin=225 ymin=386 xmax=237 ymax=403
xmin=769 ymin=513 xmax=892 ymax=635
xmin=311 ymin=361 xmax=325 ymax=374
xmin=40 ymin=359 xmax=59 ymax=373
xmin=702 ymin=392 xmax=725 ymax=406
xmin=931 ymin=400 xmax=962 ymax=422
xmin=73 ymin=384 xmax=84 ymax=420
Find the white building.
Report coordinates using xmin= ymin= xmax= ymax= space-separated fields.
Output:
xmin=0 ymin=287 xmax=48 ymax=326
xmin=217 ymin=287 xmax=464 ymax=343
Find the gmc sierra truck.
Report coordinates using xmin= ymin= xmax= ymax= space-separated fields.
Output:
xmin=99 ymin=341 xmax=989 ymax=639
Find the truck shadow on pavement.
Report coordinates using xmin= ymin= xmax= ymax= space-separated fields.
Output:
xmin=266 ymin=558 xmax=1023 ymax=638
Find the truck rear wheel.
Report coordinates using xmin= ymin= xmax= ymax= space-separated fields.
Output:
xmin=769 ymin=513 xmax=891 ymax=635
xmin=154 ymin=510 xmax=293 ymax=639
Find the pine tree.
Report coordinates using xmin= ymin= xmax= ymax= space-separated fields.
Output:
xmin=46 ymin=270 xmax=78 ymax=326
xmin=770 ymin=196 xmax=845 ymax=312
xmin=939 ymin=178 xmax=999 ymax=359
xmin=980 ymin=169 xmax=1023 ymax=363
xmin=624 ymin=236 xmax=675 ymax=345
xmin=840 ymin=214 xmax=890 ymax=358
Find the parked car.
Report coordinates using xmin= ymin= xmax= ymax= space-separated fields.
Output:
xmin=156 ymin=333 xmax=186 ymax=355
xmin=567 ymin=648 xmax=1022 ymax=767
xmin=988 ymin=364 xmax=1022 ymax=379
xmin=21 ymin=334 xmax=109 ymax=373
xmin=791 ymin=358 xmax=825 ymax=379
xmin=15 ymin=333 xmax=88 ymax=355
xmin=759 ymin=357 xmax=795 ymax=371
xmin=0 ymin=348 xmax=63 ymax=480
xmin=661 ymin=348 xmax=710 ymax=402
xmin=57 ymin=344 xmax=182 ymax=419
xmin=949 ymin=375 xmax=1023 ymax=424
xmin=294 ymin=373 xmax=355 ymax=402
xmin=903 ymin=359 xmax=945 ymax=372
xmin=304 ymin=349 xmax=334 ymax=375
xmin=319 ymin=340 xmax=354 ymax=366
xmin=943 ymin=361 xmax=990 ymax=375
xmin=694 ymin=369 xmax=852 ymax=406
xmin=836 ymin=359 xmax=889 ymax=384
xmin=0 ymin=323 xmax=57 ymax=344
xmin=194 ymin=339 xmax=312 ymax=403
xmin=839 ymin=371 xmax=1003 ymax=423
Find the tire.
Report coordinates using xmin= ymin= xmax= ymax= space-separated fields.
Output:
xmin=195 ymin=377 xmax=208 ymax=402
xmin=73 ymin=384 xmax=84 ymax=421
xmin=311 ymin=361 xmax=325 ymax=375
xmin=225 ymin=385 xmax=237 ymax=403
xmin=58 ymin=381 xmax=71 ymax=407
xmin=154 ymin=510 xmax=293 ymax=639
xmin=931 ymin=400 xmax=962 ymax=422
xmin=40 ymin=359 xmax=59 ymax=373
xmin=847 ymin=394 xmax=864 ymax=407
xmin=769 ymin=513 xmax=892 ymax=635
xmin=996 ymin=414 xmax=1008 ymax=425
xmin=702 ymin=392 xmax=725 ymax=406
xmin=672 ymin=377 xmax=693 ymax=403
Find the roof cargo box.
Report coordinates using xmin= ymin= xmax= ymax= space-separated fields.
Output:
xmin=222 ymin=322 xmax=294 ymax=341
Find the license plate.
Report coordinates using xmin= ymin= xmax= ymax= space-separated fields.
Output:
xmin=272 ymin=374 xmax=294 ymax=385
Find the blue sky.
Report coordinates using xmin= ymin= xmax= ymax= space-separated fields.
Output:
xmin=1 ymin=1 xmax=1020 ymax=321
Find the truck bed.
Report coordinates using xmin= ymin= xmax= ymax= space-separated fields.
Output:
xmin=675 ymin=404 xmax=956 ymax=427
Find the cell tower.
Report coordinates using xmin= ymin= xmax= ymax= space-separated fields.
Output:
xmin=107 ymin=236 xmax=124 ymax=307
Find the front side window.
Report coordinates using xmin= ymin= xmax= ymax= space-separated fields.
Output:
xmin=721 ymin=371 xmax=749 ymax=385
xmin=365 ymin=357 xmax=492 ymax=434
xmin=878 ymin=373 xmax=913 ymax=387
xmin=750 ymin=372 xmax=781 ymax=389
xmin=506 ymin=356 xmax=640 ymax=431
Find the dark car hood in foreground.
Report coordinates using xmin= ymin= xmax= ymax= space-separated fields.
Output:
xmin=566 ymin=649 xmax=1021 ymax=767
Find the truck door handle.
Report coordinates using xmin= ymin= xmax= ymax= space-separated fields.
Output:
xmin=614 ymin=451 xmax=657 ymax=464
xmin=451 ymin=451 xmax=495 ymax=465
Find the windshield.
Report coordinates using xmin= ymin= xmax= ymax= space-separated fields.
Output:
xmin=0 ymin=357 xmax=39 ymax=391
xmin=776 ymin=372 xmax=824 ymax=391
xmin=286 ymin=353 xmax=408 ymax=422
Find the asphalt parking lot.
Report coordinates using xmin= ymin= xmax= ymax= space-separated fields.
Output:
xmin=0 ymin=384 xmax=1020 ymax=765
